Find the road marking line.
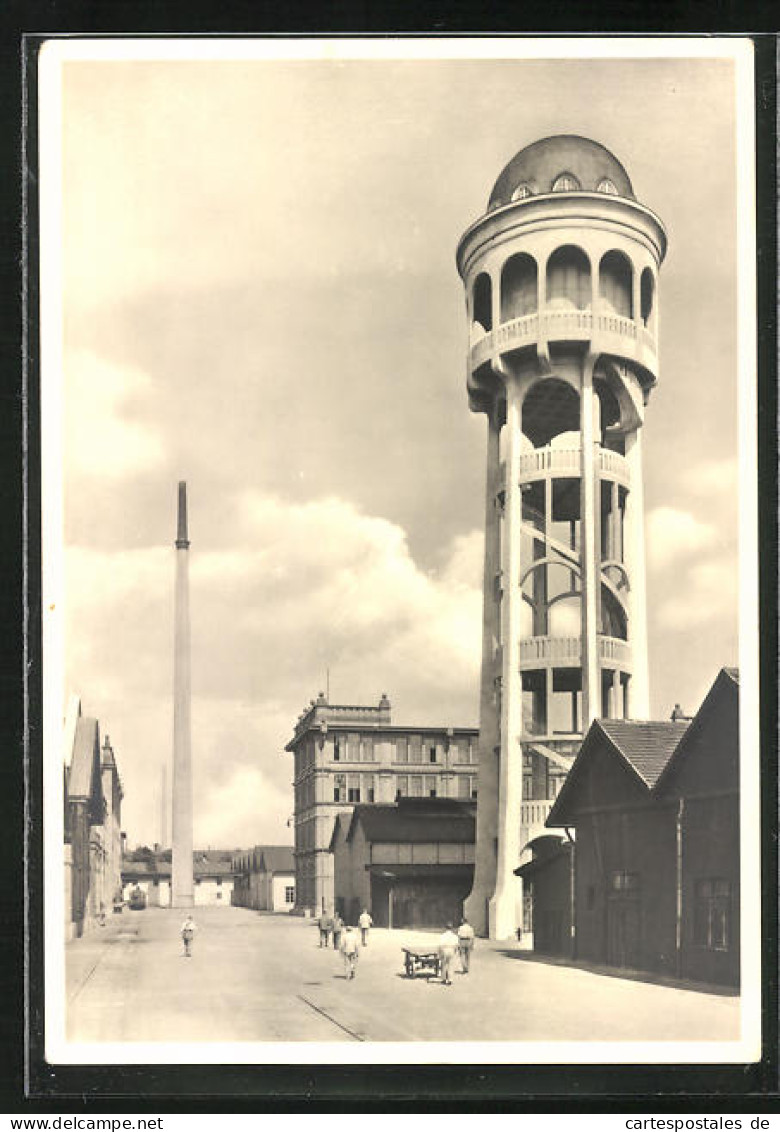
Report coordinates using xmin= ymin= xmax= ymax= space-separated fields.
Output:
xmin=296 ymin=995 xmax=365 ymax=1041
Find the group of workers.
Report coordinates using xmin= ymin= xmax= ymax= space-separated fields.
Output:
xmin=317 ymin=908 xmax=373 ymax=979
xmin=316 ymin=908 xmax=476 ymax=984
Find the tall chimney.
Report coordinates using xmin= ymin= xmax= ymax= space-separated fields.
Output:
xmin=171 ymin=481 xmax=194 ymax=907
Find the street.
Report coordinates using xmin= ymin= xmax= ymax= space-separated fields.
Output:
xmin=65 ymin=906 xmax=740 ymax=1044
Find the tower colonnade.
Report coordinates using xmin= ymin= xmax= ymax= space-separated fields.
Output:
xmin=456 ymin=136 xmax=667 ymax=939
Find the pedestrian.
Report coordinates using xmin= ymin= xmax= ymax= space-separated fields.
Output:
xmin=358 ymin=908 xmax=373 ymax=946
xmin=332 ymin=913 xmax=344 ymax=951
xmin=317 ymin=909 xmax=333 ymax=948
xmin=340 ymin=925 xmax=359 ymax=979
xmin=457 ymin=916 xmax=475 ymax=974
xmin=181 ymin=913 xmax=196 ymax=958
xmin=437 ymin=923 xmax=458 ymax=986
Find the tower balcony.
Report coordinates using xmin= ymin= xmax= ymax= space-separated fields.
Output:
xmin=498 ymin=444 xmax=630 ymax=487
xmin=518 ymin=634 xmax=631 ymax=670
xmin=469 ymin=308 xmax=657 ymax=380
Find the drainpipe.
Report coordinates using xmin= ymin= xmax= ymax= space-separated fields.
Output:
xmin=565 ymin=826 xmax=576 ymax=960
xmin=675 ymin=798 xmax=685 ymax=978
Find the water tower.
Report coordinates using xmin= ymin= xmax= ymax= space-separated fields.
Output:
xmin=456 ymin=136 xmax=667 ymax=938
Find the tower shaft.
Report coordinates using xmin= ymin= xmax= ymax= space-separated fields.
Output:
xmin=171 ymin=481 xmax=194 ymax=908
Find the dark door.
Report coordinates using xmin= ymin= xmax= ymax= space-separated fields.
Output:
xmin=607 ymin=898 xmax=641 ymax=969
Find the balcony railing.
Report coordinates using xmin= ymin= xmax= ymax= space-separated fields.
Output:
xmin=520 ymin=799 xmax=555 ymax=831
xmin=518 ymin=635 xmax=632 ymax=668
xmin=469 ymin=307 xmax=658 ymax=370
xmin=507 ymin=445 xmax=630 ymax=485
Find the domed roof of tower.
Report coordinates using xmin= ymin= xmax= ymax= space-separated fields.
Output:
xmin=488 ymin=135 xmax=636 ymax=209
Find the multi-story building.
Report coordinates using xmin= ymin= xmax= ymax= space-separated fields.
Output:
xmin=455 ymin=135 xmax=666 ymax=937
xmin=285 ymin=693 xmax=480 ymax=915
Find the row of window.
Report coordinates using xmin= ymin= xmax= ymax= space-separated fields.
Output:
xmin=332 ymin=734 xmax=477 ymax=765
xmin=602 ymin=873 xmax=732 ymax=952
xmin=503 ymin=173 xmax=619 ymax=204
xmin=331 ymin=773 xmax=479 ymax=802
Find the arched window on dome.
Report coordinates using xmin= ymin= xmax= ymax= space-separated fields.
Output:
xmin=599 ymin=250 xmax=633 ymax=319
xmin=511 ymin=182 xmax=535 ymax=202
xmin=546 ymin=245 xmax=591 ymax=311
xmin=471 ymin=272 xmax=492 ymax=336
xmin=500 ymin=253 xmax=537 ymax=322
xmin=596 ymin=177 xmax=618 ymax=195
xmin=551 ymin=172 xmax=581 ymax=193
xmin=640 ymin=268 xmax=655 ymax=328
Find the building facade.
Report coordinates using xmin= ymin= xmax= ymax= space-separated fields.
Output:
xmin=286 ymin=693 xmax=479 ymax=916
xmin=63 ymin=696 xmax=124 ymax=939
xmin=330 ymin=797 xmax=475 ymax=929
xmin=456 ymin=136 xmax=666 ymax=937
xmin=122 ymin=849 xmax=236 ymax=907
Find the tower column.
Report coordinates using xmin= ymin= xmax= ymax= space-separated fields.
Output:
xmin=624 ymin=428 xmax=650 ymax=718
xmin=580 ymin=358 xmax=600 ymax=729
xmin=171 ymin=481 xmax=194 ymax=908
xmin=465 ymin=403 xmax=502 ymax=936
xmin=489 ymin=375 xmax=524 ymax=940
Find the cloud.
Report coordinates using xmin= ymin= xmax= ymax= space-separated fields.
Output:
xmin=65 ymin=349 xmax=167 ymax=480
xmin=655 ymin=559 xmax=738 ymax=631
xmin=646 ymin=506 xmax=718 ymax=570
xmin=64 ymin=493 xmax=482 ymax=847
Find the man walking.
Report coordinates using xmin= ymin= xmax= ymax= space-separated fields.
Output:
xmin=340 ymin=925 xmax=359 ymax=979
xmin=358 ymin=908 xmax=373 ymax=946
xmin=437 ymin=923 xmax=458 ymax=986
xmin=317 ymin=910 xmax=333 ymax=948
xmin=332 ymin=913 xmax=344 ymax=951
xmin=181 ymin=913 xmax=196 ymax=958
xmin=457 ymin=916 xmax=475 ymax=974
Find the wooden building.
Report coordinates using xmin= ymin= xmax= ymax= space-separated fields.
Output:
xmin=231 ymin=846 xmax=296 ymax=913
xmin=544 ymin=668 xmax=739 ymax=986
xmin=330 ymin=797 xmax=475 ymax=929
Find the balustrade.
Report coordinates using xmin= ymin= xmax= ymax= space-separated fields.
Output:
xmin=518 ymin=635 xmax=631 ymax=668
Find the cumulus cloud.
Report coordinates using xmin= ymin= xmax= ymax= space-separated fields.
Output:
xmin=646 ymin=506 xmax=718 ymax=570
xmin=64 ymin=492 xmax=482 ymax=847
xmin=65 ymin=349 xmax=167 ymax=480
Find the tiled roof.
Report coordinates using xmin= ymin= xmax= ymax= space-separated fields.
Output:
xmin=67 ymin=717 xmax=100 ymax=798
xmin=258 ymin=846 xmax=295 ymax=874
xmin=597 ymin=719 xmax=690 ymax=788
xmin=347 ymin=802 xmax=475 ymax=845
xmin=723 ymin=666 xmax=739 ymax=683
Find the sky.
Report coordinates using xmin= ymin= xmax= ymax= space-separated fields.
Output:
xmin=51 ymin=45 xmax=746 ymax=851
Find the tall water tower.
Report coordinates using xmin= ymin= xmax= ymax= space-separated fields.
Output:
xmin=456 ymin=136 xmax=667 ymax=938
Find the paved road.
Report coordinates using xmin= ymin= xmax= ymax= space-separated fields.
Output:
xmin=66 ymin=906 xmax=739 ymax=1044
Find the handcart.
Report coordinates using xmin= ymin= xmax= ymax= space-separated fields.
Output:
xmin=402 ymin=947 xmax=441 ymax=980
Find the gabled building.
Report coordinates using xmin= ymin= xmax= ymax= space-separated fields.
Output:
xmin=63 ymin=696 xmax=124 ymax=939
xmin=330 ymin=797 xmax=475 ymax=929
xmin=122 ymin=848 xmax=236 ymax=907
xmin=543 ymin=668 xmax=739 ymax=986
xmin=231 ymin=846 xmax=295 ymax=912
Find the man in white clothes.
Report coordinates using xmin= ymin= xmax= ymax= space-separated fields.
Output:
xmin=340 ymin=925 xmax=360 ymax=979
xmin=437 ymin=923 xmax=458 ymax=986
xmin=181 ymin=913 xmax=196 ymax=957
xmin=358 ymin=909 xmax=373 ymax=946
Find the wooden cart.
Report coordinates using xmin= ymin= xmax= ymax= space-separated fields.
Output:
xmin=402 ymin=947 xmax=441 ymax=979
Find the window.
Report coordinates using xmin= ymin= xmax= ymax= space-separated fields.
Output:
xmin=596 ymin=177 xmax=618 ymax=194
xmin=285 ymin=885 xmax=295 ymax=903
xmin=363 ymin=774 xmax=376 ymax=803
xmin=551 ymin=172 xmax=581 ymax=192
xmin=511 ymin=182 xmax=534 ymax=201
xmin=333 ymin=773 xmax=346 ymax=802
xmin=428 ymin=744 xmax=438 ymax=764
xmin=410 ymin=775 xmax=423 ymax=797
xmin=361 ymin=735 xmax=374 ymax=762
xmin=216 ymin=877 xmax=222 ymax=886
xmin=523 ymin=774 xmax=533 ymax=798
xmin=395 ymin=775 xmax=408 ymax=799
xmin=610 ymin=871 xmax=639 ymax=893
xmin=216 ymin=891 xmax=222 ymax=899
xmin=523 ymin=753 xmax=533 ymax=770
xmin=347 ymin=733 xmax=360 ymax=762
xmin=458 ymin=775 xmax=471 ymax=800
xmin=333 ymin=736 xmax=342 ymax=762
xmin=347 ymin=774 xmax=361 ymax=803
xmin=409 ymin=735 xmax=423 ymax=764
xmin=694 ymin=878 xmax=731 ymax=950
xmin=425 ymin=775 xmax=437 ymax=798
xmin=396 ymin=736 xmax=409 ymax=763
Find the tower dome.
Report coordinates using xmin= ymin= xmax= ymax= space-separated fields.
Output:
xmin=487 ymin=135 xmax=635 ymax=209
